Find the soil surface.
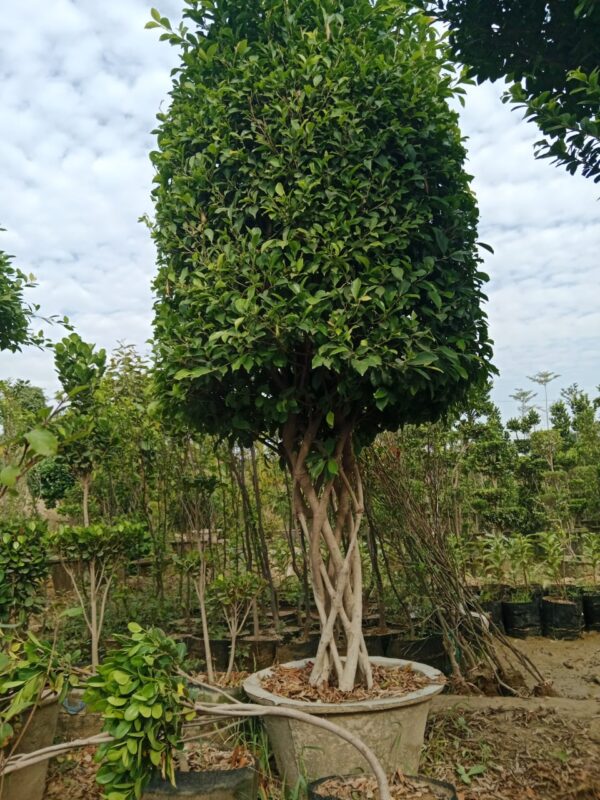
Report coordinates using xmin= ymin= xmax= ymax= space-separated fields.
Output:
xmin=423 ymin=700 xmax=600 ymax=800
xmin=261 ymin=662 xmax=443 ymax=703
xmin=515 ymin=632 xmax=600 ymax=700
xmin=314 ymin=773 xmax=452 ymax=799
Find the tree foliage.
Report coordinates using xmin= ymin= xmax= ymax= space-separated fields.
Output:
xmin=0 ymin=520 xmax=48 ymax=625
xmin=149 ymin=0 xmax=493 ymax=451
xmin=0 ymin=241 xmax=38 ymax=353
xmin=432 ymin=0 xmax=600 ymax=181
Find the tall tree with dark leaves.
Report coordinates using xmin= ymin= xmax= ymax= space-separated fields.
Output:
xmin=149 ymin=0 xmax=493 ymax=689
xmin=431 ymin=0 xmax=600 ymax=181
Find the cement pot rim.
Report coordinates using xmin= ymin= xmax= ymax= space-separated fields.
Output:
xmin=243 ymin=656 xmax=444 ymax=715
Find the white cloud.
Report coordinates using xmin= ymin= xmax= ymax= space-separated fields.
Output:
xmin=0 ymin=5 xmax=598 ymax=418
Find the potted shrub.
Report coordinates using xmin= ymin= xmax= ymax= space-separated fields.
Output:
xmin=0 ymin=632 xmax=71 ymax=800
xmin=538 ymin=529 xmax=583 ymax=639
xmin=51 ymin=521 xmax=145 ymax=669
xmin=84 ymin=624 xmax=257 ymax=800
xmin=581 ymin=531 xmax=600 ymax=630
xmin=0 ymin=519 xmax=48 ymax=628
xmin=149 ymin=0 xmax=491 ymax=784
xmin=479 ymin=533 xmax=509 ymax=631
xmin=501 ymin=534 xmax=541 ymax=637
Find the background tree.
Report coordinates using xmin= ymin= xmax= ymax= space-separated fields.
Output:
xmin=0 ymin=238 xmax=39 ymax=353
xmin=54 ymin=333 xmax=108 ymax=526
xmin=528 ymin=370 xmax=560 ymax=429
xmin=430 ymin=0 xmax=600 ymax=181
xmin=149 ymin=0 xmax=492 ymax=690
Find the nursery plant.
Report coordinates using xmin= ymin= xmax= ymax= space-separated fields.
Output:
xmin=0 ymin=520 xmax=48 ymax=626
xmin=582 ymin=530 xmax=600 ymax=586
xmin=149 ymin=0 xmax=493 ymax=690
xmin=177 ymin=548 xmax=216 ymax=682
xmin=506 ymin=533 xmax=535 ymax=600
xmin=0 ymin=630 xmax=69 ymax=751
xmin=210 ymin=572 xmax=265 ymax=681
xmin=538 ymin=528 xmax=568 ymax=596
xmin=53 ymin=333 xmax=108 ymax=527
xmin=84 ymin=624 xmax=193 ymax=800
xmin=482 ymin=533 xmax=508 ymax=587
xmin=52 ymin=522 xmax=145 ymax=669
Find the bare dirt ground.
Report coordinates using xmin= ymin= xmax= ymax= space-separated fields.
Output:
xmin=44 ymin=634 xmax=600 ymax=799
xmin=516 ymin=631 xmax=600 ymax=700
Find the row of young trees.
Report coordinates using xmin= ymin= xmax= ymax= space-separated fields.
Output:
xmin=2 ymin=340 xmax=598 ymax=585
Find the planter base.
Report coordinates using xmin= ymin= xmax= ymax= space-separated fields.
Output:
xmin=1 ymin=697 xmax=59 ymax=800
xmin=243 ymin=657 xmax=444 ymax=789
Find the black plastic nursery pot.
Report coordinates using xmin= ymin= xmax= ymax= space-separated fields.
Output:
xmin=143 ymin=764 xmax=257 ymax=799
xmin=501 ymin=598 xmax=541 ymax=638
xmin=540 ymin=596 xmax=584 ymax=639
xmin=478 ymin=600 xmax=505 ymax=633
xmin=385 ymin=633 xmax=452 ymax=675
xmin=336 ymin=631 xmax=390 ymax=658
xmin=307 ymin=774 xmax=457 ymax=800
xmin=275 ymin=632 xmax=320 ymax=663
xmin=583 ymin=592 xmax=600 ymax=631
xmin=239 ymin=634 xmax=279 ymax=670
xmin=176 ymin=635 xmax=231 ymax=673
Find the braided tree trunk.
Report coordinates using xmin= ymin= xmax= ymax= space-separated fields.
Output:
xmin=282 ymin=417 xmax=372 ymax=691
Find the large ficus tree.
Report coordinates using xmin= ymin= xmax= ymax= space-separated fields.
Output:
xmin=149 ymin=0 xmax=493 ymax=690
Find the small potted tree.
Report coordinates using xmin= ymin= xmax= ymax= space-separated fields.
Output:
xmin=538 ymin=529 xmax=583 ymax=639
xmin=52 ymin=521 xmax=144 ymax=669
xmin=582 ymin=531 xmax=600 ymax=630
xmin=479 ymin=533 xmax=509 ymax=630
xmin=501 ymin=534 xmax=541 ymax=637
xmin=149 ymin=0 xmax=492 ymax=784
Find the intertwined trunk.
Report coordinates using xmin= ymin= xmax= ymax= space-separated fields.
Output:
xmin=282 ymin=417 xmax=372 ymax=692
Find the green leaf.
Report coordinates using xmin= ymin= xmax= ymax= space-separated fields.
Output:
xmin=408 ymin=352 xmax=438 ymax=367
xmin=124 ymin=704 xmax=140 ymax=721
xmin=0 ymin=722 xmax=13 ymax=746
xmin=326 ymin=411 xmax=335 ymax=428
xmin=275 ymin=182 xmax=285 ymax=197
xmin=24 ymin=428 xmax=58 ymax=457
xmin=127 ymin=622 xmax=142 ymax=633
xmin=326 ymin=458 xmax=339 ymax=476
xmin=60 ymin=606 xmax=84 ymax=619
xmin=0 ymin=466 xmax=20 ymax=488
xmin=174 ymin=366 xmax=214 ymax=380
xmin=112 ymin=670 xmax=130 ymax=686
xmin=351 ymin=278 xmax=362 ymax=300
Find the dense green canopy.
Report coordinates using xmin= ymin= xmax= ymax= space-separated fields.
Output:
xmin=0 ymin=244 xmax=35 ymax=353
xmin=150 ymin=0 xmax=493 ymax=448
xmin=432 ymin=0 xmax=600 ymax=181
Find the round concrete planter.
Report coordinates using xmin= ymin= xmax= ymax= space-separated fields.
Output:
xmin=243 ymin=656 xmax=444 ymax=788
xmin=1 ymin=694 xmax=60 ymax=800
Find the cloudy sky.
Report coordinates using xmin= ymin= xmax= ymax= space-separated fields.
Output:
xmin=0 ymin=1 xmax=598 ymax=419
